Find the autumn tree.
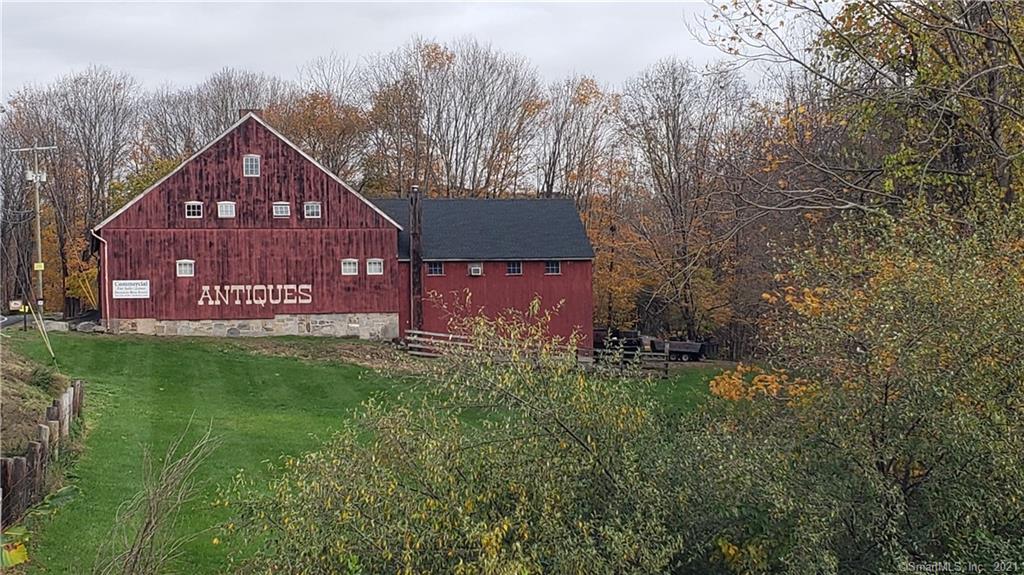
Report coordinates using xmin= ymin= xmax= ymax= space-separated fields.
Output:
xmin=297 ymin=51 xmax=360 ymax=105
xmin=703 ymin=201 xmax=1024 ymax=570
xmin=701 ymin=0 xmax=1024 ymax=212
xmin=264 ymin=92 xmax=368 ymax=182
xmin=618 ymin=59 xmax=750 ymax=339
xmin=0 ymin=66 xmax=135 ymax=314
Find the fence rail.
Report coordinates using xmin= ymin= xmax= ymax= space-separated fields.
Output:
xmin=403 ymin=331 xmax=672 ymax=378
xmin=405 ymin=329 xmax=473 ymax=358
xmin=1 ymin=380 xmax=85 ymax=528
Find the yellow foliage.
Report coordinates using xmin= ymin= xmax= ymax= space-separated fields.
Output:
xmin=710 ymin=363 xmax=814 ymax=404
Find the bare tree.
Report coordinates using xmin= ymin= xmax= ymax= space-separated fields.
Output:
xmin=362 ymin=38 xmax=542 ymax=197
xmin=534 ymin=76 xmax=615 ymax=211
xmin=142 ymin=67 xmax=295 ymax=160
xmin=426 ymin=38 xmax=542 ymax=197
xmin=53 ymin=65 xmax=141 ymax=225
xmin=362 ymin=41 xmax=435 ymax=196
xmin=298 ymin=51 xmax=359 ymax=105
xmin=0 ymin=116 xmax=36 ymax=305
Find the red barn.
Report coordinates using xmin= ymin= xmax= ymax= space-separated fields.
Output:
xmin=91 ymin=112 xmax=594 ymax=342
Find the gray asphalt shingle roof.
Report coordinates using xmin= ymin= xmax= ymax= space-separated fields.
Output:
xmin=371 ymin=198 xmax=594 ymax=261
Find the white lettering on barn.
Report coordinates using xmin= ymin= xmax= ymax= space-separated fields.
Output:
xmin=197 ymin=284 xmax=312 ymax=306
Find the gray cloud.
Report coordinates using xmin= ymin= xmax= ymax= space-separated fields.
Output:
xmin=1 ymin=1 xmax=723 ymax=98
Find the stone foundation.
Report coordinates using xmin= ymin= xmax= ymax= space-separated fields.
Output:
xmin=107 ymin=313 xmax=399 ymax=340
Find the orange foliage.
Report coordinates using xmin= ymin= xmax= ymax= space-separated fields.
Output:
xmin=709 ymin=363 xmax=814 ymax=404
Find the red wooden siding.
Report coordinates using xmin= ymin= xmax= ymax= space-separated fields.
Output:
xmin=103 ymin=228 xmax=399 ymax=320
xmin=104 ymin=117 xmax=394 ymax=231
xmin=97 ymin=114 xmax=594 ymax=335
xmin=99 ymin=115 xmax=401 ymax=323
xmin=398 ymin=260 xmax=593 ymax=344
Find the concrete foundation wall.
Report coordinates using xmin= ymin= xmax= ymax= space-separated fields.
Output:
xmin=107 ymin=313 xmax=399 ymax=340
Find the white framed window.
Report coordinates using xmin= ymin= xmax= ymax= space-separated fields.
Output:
xmin=304 ymin=202 xmax=322 ymax=219
xmin=341 ymin=258 xmax=359 ymax=276
xmin=176 ymin=259 xmax=195 ymax=278
xmin=468 ymin=262 xmax=484 ymax=276
xmin=367 ymin=258 xmax=384 ymax=276
xmin=243 ymin=154 xmax=261 ymax=177
xmin=506 ymin=261 xmax=523 ymax=276
xmin=427 ymin=262 xmax=444 ymax=276
xmin=184 ymin=201 xmax=203 ymax=219
xmin=217 ymin=201 xmax=236 ymax=219
xmin=272 ymin=202 xmax=291 ymax=218
xmin=544 ymin=260 xmax=561 ymax=275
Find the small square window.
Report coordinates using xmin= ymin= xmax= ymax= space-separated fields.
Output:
xmin=272 ymin=202 xmax=291 ymax=218
xmin=176 ymin=259 xmax=195 ymax=277
xmin=341 ymin=259 xmax=358 ymax=276
xmin=426 ymin=262 xmax=444 ymax=276
xmin=367 ymin=258 xmax=384 ymax=276
xmin=304 ymin=202 xmax=322 ymax=219
xmin=506 ymin=261 xmax=522 ymax=276
xmin=544 ymin=261 xmax=561 ymax=275
xmin=217 ymin=201 xmax=235 ymax=218
xmin=243 ymin=155 xmax=260 ymax=177
xmin=184 ymin=202 xmax=202 ymax=219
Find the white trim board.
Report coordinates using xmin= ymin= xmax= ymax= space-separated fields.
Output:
xmin=93 ymin=112 xmax=403 ymax=231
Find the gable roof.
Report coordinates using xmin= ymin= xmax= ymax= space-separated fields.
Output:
xmin=371 ymin=198 xmax=594 ymax=261
xmin=93 ymin=112 xmax=401 ymax=231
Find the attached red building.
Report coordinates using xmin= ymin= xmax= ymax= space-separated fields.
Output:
xmin=91 ymin=112 xmax=594 ymax=341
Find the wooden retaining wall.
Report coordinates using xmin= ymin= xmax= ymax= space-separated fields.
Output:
xmin=0 ymin=380 xmax=85 ymax=528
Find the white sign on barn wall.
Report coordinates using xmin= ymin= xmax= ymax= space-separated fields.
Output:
xmin=112 ymin=280 xmax=151 ymax=299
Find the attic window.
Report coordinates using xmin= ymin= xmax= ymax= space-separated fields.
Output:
xmin=184 ymin=201 xmax=203 ymax=219
xmin=217 ymin=201 xmax=236 ymax=219
xmin=304 ymin=202 xmax=322 ymax=219
xmin=176 ymin=259 xmax=195 ymax=278
xmin=243 ymin=155 xmax=261 ymax=177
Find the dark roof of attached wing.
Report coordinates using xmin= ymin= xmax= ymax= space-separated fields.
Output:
xmin=371 ymin=198 xmax=595 ymax=261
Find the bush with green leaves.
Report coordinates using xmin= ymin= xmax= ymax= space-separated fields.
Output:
xmin=225 ymin=306 xmax=700 ymax=574
xmin=708 ymin=201 xmax=1024 ymax=570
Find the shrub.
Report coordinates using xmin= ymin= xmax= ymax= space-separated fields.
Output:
xmin=225 ymin=307 xmax=697 ymax=574
xmin=707 ymin=201 xmax=1024 ymax=570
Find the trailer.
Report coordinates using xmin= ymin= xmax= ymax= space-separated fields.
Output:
xmin=649 ymin=339 xmax=706 ymax=362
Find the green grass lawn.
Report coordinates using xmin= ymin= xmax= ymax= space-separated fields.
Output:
xmin=7 ymin=331 xmax=716 ymax=574
xmin=9 ymin=332 xmax=409 ymax=574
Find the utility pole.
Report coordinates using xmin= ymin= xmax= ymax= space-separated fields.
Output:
xmin=10 ymin=144 xmax=57 ymax=317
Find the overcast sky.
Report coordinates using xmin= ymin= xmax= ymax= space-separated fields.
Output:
xmin=1 ymin=1 xmax=727 ymax=99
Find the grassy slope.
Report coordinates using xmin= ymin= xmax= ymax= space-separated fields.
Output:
xmin=8 ymin=332 xmax=717 ymax=574
xmin=1 ymin=335 xmax=70 ymax=455
xmin=10 ymin=332 xmax=407 ymax=574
